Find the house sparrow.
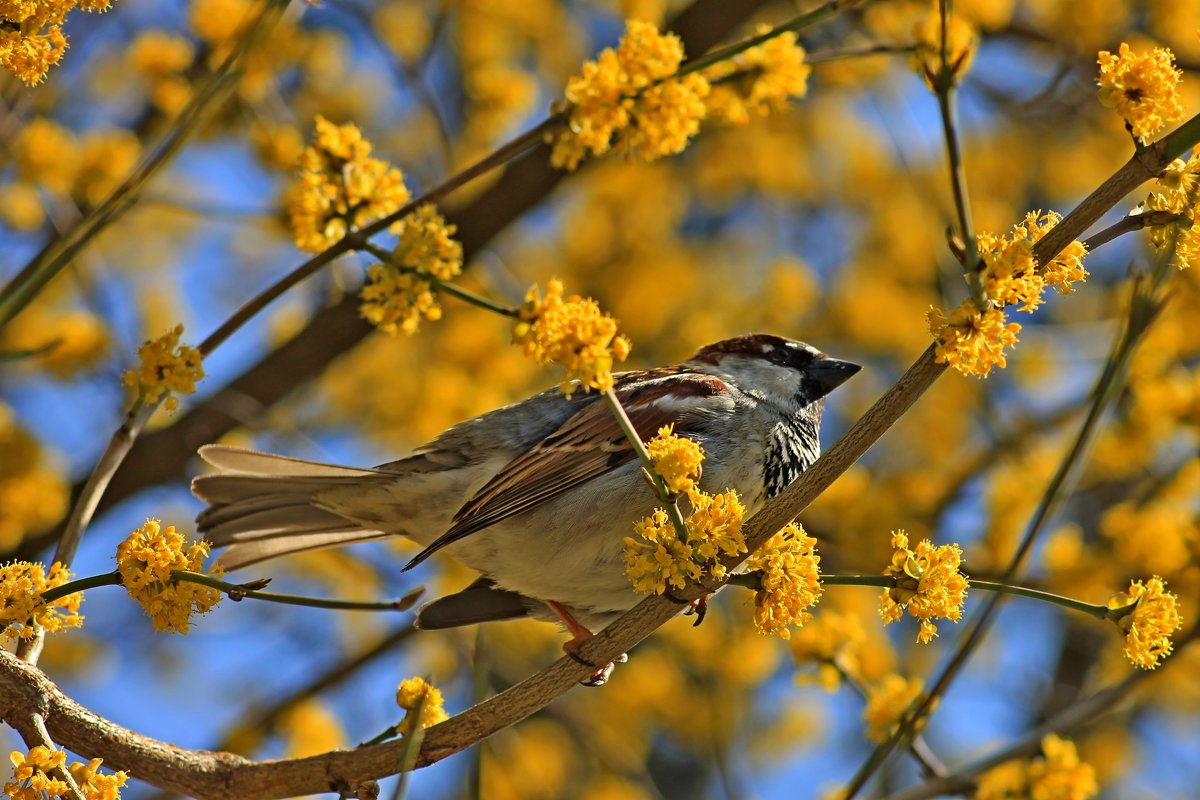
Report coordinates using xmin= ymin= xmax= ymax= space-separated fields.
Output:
xmin=193 ymin=334 xmax=860 ymax=654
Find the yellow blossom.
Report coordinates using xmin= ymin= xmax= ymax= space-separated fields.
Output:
xmin=512 ymin=279 xmax=631 ymax=395
xmin=977 ymin=735 xmax=1098 ymax=800
xmin=1097 ymin=43 xmax=1184 ymax=144
xmin=395 ymin=676 xmax=449 ymax=736
xmin=360 ymin=204 xmax=463 ymax=335
xmin=0 ymin=560 xmax=83 ymax=640
xmin=927 ymin=302 xmax=1021 ymax=378
xmin=286 ymin=116 xmax=410 ymax=253
xmin=548 ymin=20 xmax=709 ymax=170
xmin=68 ymin=758 xmax=128 ymax=800
xmin=705 ymin=27 xmax=810 ymax=126
xmin=744 ymin=522 xmax=823 ymax=640
xmin=5 ymin=746 xmax=68 ymax=799
xmin=644 ymin=424 xmax=704 ymax=494
xmin=879 ymin=529 xmax=968 ymax=644
xmin=977 ymin=211 xmax=1089 ymax=313
xmin=862 ymin=674 xmax=928 ymax=742
xmin=122 ymin=324 xmax=204 ymax=411
xmin=0 ymin=0 xmax=117 ymax=85
xmin=911 ymin=4 xmax=977 ymax=89
xmin=1144 ymin=152 xmax=1200 ymax=269
xmin=1107 ymin=575 xmax=1182 ymax=669
xmin=116 ymin=519 xmax=222 ymax=634
xmin=624 ymin=489 xmax=746 ymax=594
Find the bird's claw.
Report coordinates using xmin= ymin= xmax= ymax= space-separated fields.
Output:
xmin=682 ymin=594 xmax=709 ymax=627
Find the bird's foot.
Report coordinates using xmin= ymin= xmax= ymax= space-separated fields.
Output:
xmin=546 ymin=600 xmax=627 ymax=686
xmin=681 ymin=593 xmax=710 ymax=627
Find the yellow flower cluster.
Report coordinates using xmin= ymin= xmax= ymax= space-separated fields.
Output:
xmin=911 ymin=5 xmax=978 ymax=90
xmin=0 ymin=560 xmax=82 ymax=640
xmin=976 ymin=735 xmax=1098 ymax=800
xmin=929 ymin=211 xmax=1088 ymax=378
xmin=548 ymin=20 xmax=709 ymax=170
xmin=743 ymin=522 xmax=823 ymax=640
xmin=978 ymin=211 xmax=1090 ymax=312
xmin=4 ymin=749 xmax=127 ymax=800
xmin=122 ymin=324 xmax=204 ymax=411
xmin=512 ymin=279 xmax=632 ymax=395
xmin=360 ymin=204 xmax=464 ymax=335
xmin=862 ymin=674 xmax=927 ymax=743
xmin=395 ymin=677 xmax=449 ymax=736
xmin=1143 ymin=152 xmax=1200 ymax=269
xmin=286 ymin=116 xmax=410 ymax=253
xmin=879 ymin=529 xmax=968 ymax=644
xmin=926 ymin=303 xmax=1021 ymax=378
xmin=704 ymin=27 xmax=810 ymax=126
xmin=116 ymin=519 xmax=222 ymax=634
xmin=644 ymin=424 xmax=704 ymax=494
xmin=625 ymin=490 xmax=746 ymax=593
xmin=6 ymin=746 xmax=68 ymax=799
xmin=68 ymin=758 xmax=128 ymax=800
xmin=0 ymin=0 xmax=116 ymax=86
xmin=1107 ymin=576 xmax=1182 ymax=669
xmin=1097 ymin=43 xmax=1184 ymax=145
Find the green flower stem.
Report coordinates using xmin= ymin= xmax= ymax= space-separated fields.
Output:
xmin=603 ymin=389 xmax=692 ymax=544
xmin=725 ymin=572 xmax=1108 ymax=620
xmin=171 ymin=571 xmax=424 ymax=612
xmin=358 ymin=242 xmax=519 ymax=319
xmin=673 ymin=0 xmax=853 ymax=79
xmin=38 ymin=569 xmax=423 ymax=613
xmin=968 ymin=579 xmax=1109 ymax=620
xmin=38 ymin=571 xmax=121 ymax=604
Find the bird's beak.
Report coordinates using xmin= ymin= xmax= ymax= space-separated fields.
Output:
xmin=808 ymin=357 xmax=862 ymax=393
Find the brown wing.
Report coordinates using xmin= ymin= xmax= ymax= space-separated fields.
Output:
xmin=401 ymin=372 xmax=729 ymax=570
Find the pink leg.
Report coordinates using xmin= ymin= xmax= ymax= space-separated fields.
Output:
xmin=545 ymin=600 xmax=627 ymax=686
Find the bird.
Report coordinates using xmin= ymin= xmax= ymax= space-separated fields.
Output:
xmin=192 ymin=333 xmax=860 ymax=669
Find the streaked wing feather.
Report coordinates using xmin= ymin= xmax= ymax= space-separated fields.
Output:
xmin=403 ymin=372 xmax=728 ymax=570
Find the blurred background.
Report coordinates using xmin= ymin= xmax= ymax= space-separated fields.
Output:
xmin=0 ymin=0 xmax=1197 ymax=797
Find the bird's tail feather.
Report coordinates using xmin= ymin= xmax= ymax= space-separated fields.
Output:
xmin=193 ymin=444 xmax=389 ymax=571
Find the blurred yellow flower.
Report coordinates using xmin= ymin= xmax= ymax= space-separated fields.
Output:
xmin=977 ymin=734 xmax=1098 ymax=800
xmin=1107 ymin=575 xmax=1182 ymax=669
xmin=122 ymin=324 xmax=204 ymax=411
xmin=645 ymin=424 xmax=704 ymax=495
xmin=286 ymin=115 xmax=410 ymax=253
xmin=396 ymin=676 xmax=449 ymax=735
xmin=789 ymin=609 xmax=867 ymax=691
xmin=0 ymin=559 xmax=83 ymax=640
xmin=625 ymin=489 xmax=746 ymax=593
xmin=879 ymin=529 xmax=968 ymax=644
xmin=513 ymin=279 xmax=631 ymax=395
xmin=1097 ymin=42 xmax=1184 ymax=144
xmin=116 ymin=519 xmax=222 ymax=634
xmin=862 ymin=673 xmax=927 ymax=742
xmin=548 ymin=20 xmax=709 ymax=170
xmin=911 ymin=4 xmax=977 ymax=89
xmin=745 ymin=522 xmax=823 ymax=640
xmin=360 ymin=204 xmax=463 ymax=335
